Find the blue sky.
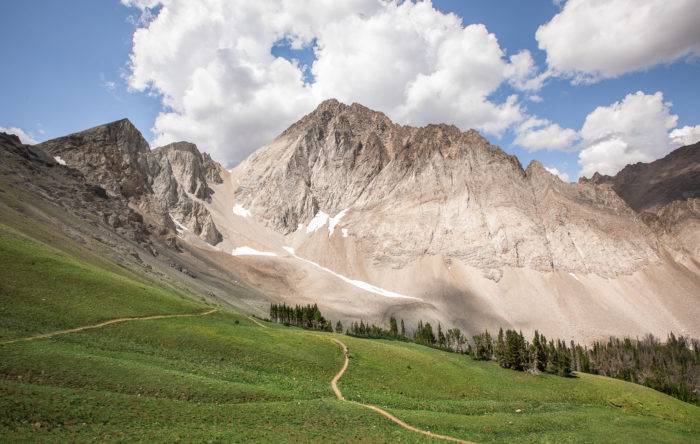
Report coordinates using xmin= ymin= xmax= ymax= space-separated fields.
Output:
xmin=2 ymin=1 xmax=699 ymax=179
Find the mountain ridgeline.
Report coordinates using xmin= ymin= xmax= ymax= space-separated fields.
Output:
xmin=2 ymin=99 xmax=699 ymax=344
xmin=37 ymin=120 xmax=225 ymax=245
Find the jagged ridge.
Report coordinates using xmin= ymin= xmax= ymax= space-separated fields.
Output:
xmin=37 ymin=119 xmax=224 ymax=245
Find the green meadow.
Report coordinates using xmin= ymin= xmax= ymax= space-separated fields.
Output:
xmin=0 ymin=221 xmax=698 ymax=442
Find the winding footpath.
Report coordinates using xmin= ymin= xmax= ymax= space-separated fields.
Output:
xmin=330 ymin=338 xmax=474 ymax=443
xmin=246 ymin=315 xmax=269 ymax=328
xmin=0 ymin=309 xmax=218 ymax=346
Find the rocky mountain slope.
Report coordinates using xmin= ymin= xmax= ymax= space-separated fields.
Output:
xmin=37 ymin=120 xmax=224 ymax=245
xmin=5 ymin=100 xmax=699 ymax=343
xmin=228 ymin=99 xmax=700 ymax=341
xmin=0 ymin=130 xmax=271 ymax=320
xmin=232 ymin=99 xmax=660 ymax=279
xmin=583 ymin=142 xmax=700 ymax=262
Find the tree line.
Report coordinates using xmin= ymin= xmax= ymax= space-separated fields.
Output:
xmin=586 ymin=333 xmax=699 ymax=404
xmin=347 ymin=317 xmax=467 ymax=353
xmin=268 ymin=303 xmax=333 ymax=332
xmin=470 ymin=328 xmax=574 ymax=377
xmin=468 ymin=328 xmax=698 ymax=404
xmin=267 ymin=303 xmax=698 ymax=404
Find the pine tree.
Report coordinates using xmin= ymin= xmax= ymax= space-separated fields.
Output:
xmin=424 ymin=322 xmax=436 ymax=345
xmin=389 ymin=317 xmax=398 ymax=337
xmin=437 ymin=323 xmax=446 ymax=348
xmin=335 ymin=320 xmax=343 ymax=333
xmin=496 ymin=328 xmax=507 ymax=367
xmin=400 ymin=319 xmax=406 ymax=338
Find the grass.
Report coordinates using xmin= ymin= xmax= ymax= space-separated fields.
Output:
xmin=337 ymin=336 xmax=699 ymax=442
xmin=0 ymin=214 xmax=698 ymax=442
xmin=0 ymin=224 xmax=200 ymax=340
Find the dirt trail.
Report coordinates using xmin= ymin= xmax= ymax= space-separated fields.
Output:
xmin=330 ymin=338 xmax=474 ymax=444
xmin=0 ymin=309 xmax=218 ymax=346
xmin=246 ymin=315 xmax=268 ymax=328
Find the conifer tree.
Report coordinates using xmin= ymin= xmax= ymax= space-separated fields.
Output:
xmin=437 ymin=323 xmax=446 ymax=348
xmin=496 ymin=328 xmax=507 ymax=367
xmin=389 ymin=317 xmax=398 ymax=337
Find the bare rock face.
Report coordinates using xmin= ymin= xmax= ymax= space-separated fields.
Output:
xmin=37 ymin=119 xmax=151 ymax=198
xmin=231 ymin=99 xmax=659 ymax=278
xmin=37 ymin=120 xmax=223 ymax=246
xmin=0 ymin=132 xmax=152 ymax=247
xmin=582 ymin=142 xmax=700 ymax=261
xmin=151 ymin=142 xmax=219 ymax=200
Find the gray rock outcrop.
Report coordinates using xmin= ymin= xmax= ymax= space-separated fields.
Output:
xmin=37 ymin=120 xmax=223 ymax=245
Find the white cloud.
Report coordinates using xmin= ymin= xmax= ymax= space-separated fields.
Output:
xmin=578 ymin=91 xmax=679 ymax=177
xmin=536 ymin=0 xmax=700 ymax=82
xmin=669 ymin=125 xmax=700 ymax=148
xmin=505 ymin=50 xmax=549 ymax=92
xmin=544 ymin=166 xmax=570 ymax=182
xmin=120 ymin=0 xmax=161 ymax=9
xmin=0 ymin=126 xmax=38 ymax=145
xmin=514 ymin=117 xmax=579 ymax=151
xmin=125 ymin=0 xmax=541 ymax=166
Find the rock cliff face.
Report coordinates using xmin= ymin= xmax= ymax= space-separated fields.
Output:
xmin=0 ymin=131 xmax=152 ymax=248
xmin=37 ymin=120 xmax=223 ymax=245
xmin=231 ymin=99 xmax=659 ymax=279
xmin=37 ymin=119 xmax=151 ymax=198
xmin=582 ymin=142 xmax=700 ymax=261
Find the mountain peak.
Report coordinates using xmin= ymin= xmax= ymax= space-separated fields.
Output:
xmin=37 ymin=118 xmax=151 ymax=197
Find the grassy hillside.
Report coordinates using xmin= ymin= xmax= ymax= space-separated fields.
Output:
xmin=0 ymin=223 xmax=699 ymax=442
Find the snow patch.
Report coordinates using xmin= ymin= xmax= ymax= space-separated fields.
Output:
xmin=341 ymin=228 xmax=349 ymax=238
xmin=306 ymin=211 xmax=329 ymax=233
xmin=231 ymin=246 xmax=277 ymax=257
xmin=328 ymin=209 xmax=347 ymax=236
xmin=568 ymin=272 xmax=580 ymax=282
xmin=170 ymin=214 xmax=189 ymax=234
xmin=232 ymin=203 xmax=251 ymax=218
xmin=53 ymin=156 xmax=66 ymax=166
xmin=284 ymin=247 xmax=420 ymax=300
xmin=306 ymin=209 xmax=349 ymax=236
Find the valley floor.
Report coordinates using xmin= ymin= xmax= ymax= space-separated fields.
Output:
xmin=0 ymin=220 xmax=699 ymax=442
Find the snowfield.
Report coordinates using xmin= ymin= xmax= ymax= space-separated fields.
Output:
xmin=232 ymin=203 xmax=251 ymax=218
xmin=283 ymin=247 xmax=420 ymax=300
xmin=306 ymin=209 xmax=349 ymax=236
xmin=231 ymin=246 xmax=278 ymax=257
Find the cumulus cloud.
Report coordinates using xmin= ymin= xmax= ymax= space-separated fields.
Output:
xmin=121 ymin=0 xmax=161 ymax=9
xmin=536 ymin=0 xmax=700 ymax=82
xmin=0 ymin=126 xmax=38 ymax=145
xmin=125 ymin=0 xmax=542 ymax=166
xmin=544 ymin=166 xmax=570 ymax=182
xmin=504 ymin=50 xmax=549 ymax=92
xmin=578 ymin=91 xmax=679 ymax=177
xmin=514 ymin=117 xmax=579 ymax=151
xmin=669 ymin=125 xmax=700 ymax=148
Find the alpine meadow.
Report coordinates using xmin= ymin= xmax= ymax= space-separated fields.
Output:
xmin=1 ymin=0 xmax=699 ymax=442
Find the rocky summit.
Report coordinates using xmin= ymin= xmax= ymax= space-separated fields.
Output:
xmin=37 ymin=120 xmax=223 ymax=246
xmin=232 ymin=99 xmax=660 ymax=278
xmin=4 ymin=99 xmax=700 ymax=343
